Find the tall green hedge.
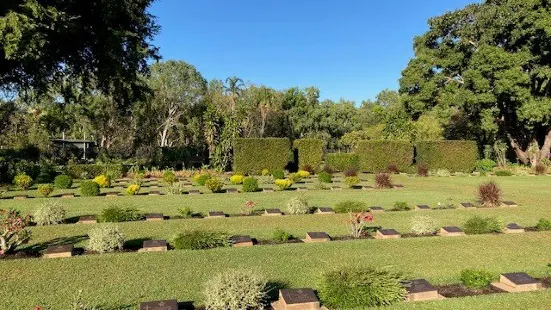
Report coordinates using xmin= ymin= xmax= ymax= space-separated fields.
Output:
xmin=233 ymin=138 xmax=291 ymax=174
xmin=325 ymin=153 xmax=359 ymax=171
xmin=66 ymin=164 xmax=125 ymax=179
xmin=416 ymin=140 xmax=478 ymax=172
xmin=293 ymin=139 xmax=325 ymax=169
xmin=355 ymin=141 xmax=414 ymax=172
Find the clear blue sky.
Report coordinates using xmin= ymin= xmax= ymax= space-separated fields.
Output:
xmin=150 ymin=0 xmax=478 ymax=103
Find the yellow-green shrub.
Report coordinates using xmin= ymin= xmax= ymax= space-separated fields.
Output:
xmin=275 ymin=179 xmax=293 ymax=190
xmin=230 ymin=175 xmax=245 ymax=185
xmin=297 ymin=170 xmax=310 ymax=178
xmin=261 ymin=169 xmax=270 ymax=176
xmin=126 ymin=184 xmax=140 ymax=195
xmin=92 ymin=175 xmax=111 ymax=188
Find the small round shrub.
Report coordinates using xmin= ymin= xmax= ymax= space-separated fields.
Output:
xmin=297 ymin=170 xmax=310 ymax=178
xmin=87 ymin=224 xmax=125 ymax=254
xmin=318 ymin=266 xmax=406 ymax=308
xmin=288 ymin=173 xmax=302 ymax=183
xmin=477 ymin=181 xmax=501 ymax=207
xmin=203 ymin=269 xmax=268 ymax=310
xmin=535 ymin=163 xmax=547 ymax=175
xmin=178 ymin=207 xmax=193 ymax=218
xmin=463 ymin=216 xmax=502 ymax=234
xmin=417 ymin=164 xmax=429 ymax=177
xmin=375 ymin=173 xmax=392 ymax=189
xmin=100 ymin=206 xmax=142 ymax=222
xmin=80 ymin=181 xmax=100 ymax=197
xmin=230 ymin=175 xmax=245 ymax=185
xmin=318 ymin=171 xmax=332 ymax=183
xmin=205 ymin=178 xmax=224 ymax=193
xmin=300 ymin=165 xmax=315 ymax=173
xmin=54 ymin=174 xmax=73 ymax=189
xmin=536 ymin=218 xmax=551 ymax=231
xmin=194 ymin=173 xmax=211 ymax=186
xmin=14 ymin=174 xmax=32 ymax=190
xmin=242 ymin=177 xmax=259 ymax=193
xmin=272 ymin=229 xmax=292 ymax=242
xmin=275 ymin=179 xmax=293 ymax=190
xmin=344 ymin=168 xmax=358 ymax=177
xmin=286 ymin=196 xmax=310 ymax=214
xmin=162 ymin=170 xmax=177 ymax=184
xmin=386 ymin=164 xmax=399 ymax=174
xmin=172 ymin=230 xmax=229 ymax=250
xmin=460 ymin=269 xmax=495 ymax=289
xmin=92 ymin=175 xmax=111 ymax=188
xmin=126 ymin=184 xmax=140 ymax=195
xmin=475 ymin=159 xmax=497 ymax=174
xmin=392 ymin=201 xmax=411 ymax=211
xmin=410 ymin=216 xmax=437 ymax=235
xmin=261 ymin=169 xmax=270 ymax=176
xmin=334 ymin=200 xmax=368 ymax=213
xmin=33 ymin=201 xmax=66 ymax=226
xmin=344 ymin=176 xmax=360 ymax=188
xmin=37 ymin=184 xmax=54 ymax=197
xmin=494 ymin=169 xmax=513 ymax=176
xmin=272 ymin=169 xmax=285 ymax=180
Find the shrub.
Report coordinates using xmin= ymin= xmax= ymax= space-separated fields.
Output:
xmin=347 ymin=211 xmax=374 ymax=238
xmin=536 ymin=218 xmax=551 ymax=231
xmin=80 ymin=181 xmax=100 ymax=197
xmin=166 ymin=182 xmax=185 ymax=195
xmin=344 ymin=168 xmax=358 ymax=177
xmin=475 ymin=159 xmax=497 ymax=174
xmin=203 ymin=269 xmax=268 ymax=310
xmin=33 ymin=201 xmax=66 ymax=226
xmin=387 ymin=164 xmax=399 ymax=174
xmin=99 ymin=206 xmax=143 ymax=222
xmin=300 ymin=164 xmax=315 ymax=174
xmin=0 ymin=209 xmax=31 ymax=254
xmin=460 ymin=269 xmax=495 ymax=289
xmin=178 ymin=207 xmax=193 ymax=218
xmin=344 ymin=176 xmax=360 ymax=188
xmin=535 ymin=163 xmax=547 ymax=175
xmin=494 ymin=169 xmax=513 ymax=176
xmin=271 ymin=169 xmax=285 ymax=180
xmin=54 ymin=174 xmax=73 ymax=189
xmin=37 ymin=184 xmax=54 ymax=197
xmin=334 ymin=200 xmax=368 ymax=213
xmin=375 ymin=173 xmax=392 ymax=188
xmin=463 ymin=216 xmax=502 ymax=234
xmin=230 ymin=175 xmax=244 ymax=185
xmin=172 ymin=230 xmax=229 ymax=250
xmin=318 ymin=266 xmax=406 ymax=308
xmin=416 ymin=140 xmax=478 ymax=172
xmin=477 ymin=181 xmax=501 ymax=207
xmin=417 ymin=164 xmax=429 ymax=177
xmin=92 ymin=175 xmax=111 ymax=188
xmin=313 ymin=180 xmax=330 ymax=190
xmin=162 ymin=170 xmax=177 ymax=184
xmin=242 ymin=177 xmax=259 ymax=192
xmin=205 ymin=178 xmax=224 ymax=193
xmin=392 ymin=201 xmax=411 ymax=211
xmin=288 ymin=173 xmax=302 ymax=183
xmin=240 ymin=200 xmax=256 ymax=215
xmin=193 ymin=173 xmax=211 ymax=186
xmin=356 ymin=140 xmax=413 ymax=172
xmin=286 ymin=196 xmax=310 ymax=214
xmin=233 ymin=138 xmax=291 ymax=174
xmin=275 ymin=179 xmax=293 ymax=190
xmin=272 ymin=229 xmax=292 ymax=242
xmin=325 ymin=153 xmax=359 ymax=171
xmin=126 ymin=184 xmax=140 ymax=195
xmin=13 ymin=174 xmax=32 ymax=190
xmin=293 ymin=138 xmax=325 ymax=169
xmin=432 ymin=169 xmax=451 ymax=177
xmin=318 ymin=171 xmax=332 ymax=183
xmin=87 ymin=224 xmax=125 ymax=254
xmin=297 ymin=170 xmax=310 ymax=178
xmin=261 ymin=169 xmax=270 ymax=176
xmin=410 ymin=216 xmax=437 ymax=235
xmin=66 ymin=164 xmax=125 ymax=180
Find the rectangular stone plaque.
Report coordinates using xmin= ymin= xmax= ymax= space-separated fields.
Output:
xmin=78 ymin=215 xmax=97 ymax=224
xmin=362 ymin=186 xmax=374 ymax=190
xmin=188 ymin=189 xmax=201 ymax=195
xmin=502 ymin=201 xmax=518 ymax=207
xmin=105 ymin=192 xmax=119 ymax=197
xmin=305 ymin=232 xmax=330 ymax=243
xmin=492 ymin=273 xmax=542 ymax=292
xmin=459 ymin=202 xmax=475 ymax=208
xmin=182 ymin=182 xmax=192 ymax=186
xmin=330 ymin=186 xmax=342 ymax=191
xmin=145 ymin=213 xmax=164 ymax=221
xmin=262 ymin=188 xmax=274 ymax=193
xmin=226 ymin=188 xmax=238 ymax=193
xmin=375 ymin=229 xmax=401 ymax=239
xmin=264 ymin=208 xmax=283 ymax=216
xmin=392 ymin=184 xmax=404 ymax=189
xmin=504 ymin=223 xmax=525 ymax=234
xmin=208 ymin=211 xmax=225 ymax=218
xmin=61 ymin=193 xmax=75 ymax=198
xmin=316 ymin=207 xmax=335 ymax=214
xmin=13 ymin=195 xmax=27 ymax=200
xmin=138 ymin=240 xmax=168 ymax=253
xmin=405 ymin=279 xmax=443 ymax=302
xmin=296 ymin=187 xmax=308 ymax=191
xmin=232 ymin=235 xmax=253 ymax=247
xmin=148 ymin=191 xmax=161 ymax=196
xmin=44 ymin=244 xmax=73 ymax=259
xmin=370 ymin=206 xmax=385 ymax=213
xmin=415 ymin=204 xmax=431 ymax=211
xmin=139 ymin=300 xmax=178 ymax=310
xmin=439 ymin=226 xmax=465 ymax=237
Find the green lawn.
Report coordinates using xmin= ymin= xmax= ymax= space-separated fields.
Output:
xmin=2 ymin=175 xmax=551 ymax=309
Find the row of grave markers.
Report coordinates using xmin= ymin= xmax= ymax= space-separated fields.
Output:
xmin=138 ymin=272 xmax=545 ymax=310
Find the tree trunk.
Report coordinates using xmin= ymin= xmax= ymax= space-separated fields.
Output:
xmin=539 ymin=128 xmax=551 ymax=161
xmin=507 ymin=133 xmax=529 ymax=165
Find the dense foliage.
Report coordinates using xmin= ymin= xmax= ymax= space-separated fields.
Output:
xmin=293 ymin=138 xmax=325 ymax=169
xmin=416 ymin=141 xmax=478 ymax=172
xmin=233 ymin=138 xmax=290 ymax=174
xmin=356 ymin=141 xmax=413 ymax=172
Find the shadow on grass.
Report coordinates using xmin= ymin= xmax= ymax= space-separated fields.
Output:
xmin=23 ymin=235 xmax=89 ymax=254
xmin=266 ymin=281 xmax=289 ymax=302
xmin=124 ymin=237 xmax=153 ymax=251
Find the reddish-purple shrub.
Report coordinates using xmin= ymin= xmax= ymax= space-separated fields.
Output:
xmin=375 ymin=173 xmax=392 ymax=189
xmin=477 ymin=181 xmax=501 ymax=208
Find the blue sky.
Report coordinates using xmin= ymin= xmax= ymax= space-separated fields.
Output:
xmin=150 ymin=0 xmax=478 ymax=102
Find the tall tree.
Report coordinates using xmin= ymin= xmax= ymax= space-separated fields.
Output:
xmin=400 ymin=0 xmax=551 ymax=165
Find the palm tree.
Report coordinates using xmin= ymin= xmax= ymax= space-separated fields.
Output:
xmin=224 ymin=76 xmax=245 ymax=112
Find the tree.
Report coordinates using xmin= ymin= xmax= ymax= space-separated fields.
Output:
xmin=400 ymin=0 xmax=551 ymax=166
xmin=0 ymin=0 xmax=159 ymax=106
xmin=148 ymin=61 xmax=207 ymax=147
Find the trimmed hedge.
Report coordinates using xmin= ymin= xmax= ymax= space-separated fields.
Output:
xmin=355 ymin=141 xmax=413 ymax=173
xmin=66 ymin=164 xmax=125 ymax=179
xmin=416 ymin=141 xmax=478 ymax=172
xmin=325 ymin=153 xmax=359 ymax=171
xmin=233 ymin=138 xmax=291 ymax=174
xmin=293 ymin=139 xmax=324 ymax=169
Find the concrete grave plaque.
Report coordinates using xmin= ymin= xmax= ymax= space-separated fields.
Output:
xmin=392 ymin=184 xmax=404 ymax=189
xmin=182 ymin=181 xmax=192 ymax=186
xmin=459 ymin=202 xmax=475 ymax=209
xmin=296 ymin=187 xmax=308 ymax=192
xmin=208 ymin=211 xmax=225 ymax=218
xmin=369 ymin=206 xmax=385 ymax=213
xmin=231 ymin=235 xmax=254 ymax=247
xmin=492 ymin=273 xmax=542 ymax=292
xmin=362 ymin=186 xmax=374 ymax=190
xmin=375 ymin=229 xmax=401 ymax=239
xmin=504 ymin=223 xmax=525 ymax=234
xmin=188 ymin=189 xmax=201 ymax=195
xmin=271 ymin=288 xmax=320 ymax=310
xmin=316 ymin=207 xmax=335 ymax=214
xmin=415 ymin=204 xmax=431 ymax=211
xmin=439 ymin=226 xmax=465 ymax=237
xmin=148 ymin=191 xmax=161 ymax=196
xmin=145 ymin=213 xmax=164 ymax=221
xmin=305 ymin=232 xmax=331 ymax=243
xmin=13 ymin=195 xmax=28 ymax=200
xmin=61 ymin=193 xmax=75 ymax=198
xmin=105 ymin=192 xmax=119 ymax=197
xmin=226 ymin=188 xmax=238 ymax=194
xmin=262 ymin=188 xmax=275 ymax=193
xmin=263 ymin=208 xmax=283 ymax=216
xmin=330 ymin=186 xmax=342 ymax=191
xmin=78 ymin=215 xmax=97 ymax=224
xmin=138 ymin=240 xmax=168 ymax=253
xmin=44 ymin=244 xmax=73 ymax=259
xmin=139 ymin=300 xmax=178 ymax=310
xmin=405 ymin=279 xmax=445 ymax=302
xmin=502 ymin=201 xmax=518 ymax=207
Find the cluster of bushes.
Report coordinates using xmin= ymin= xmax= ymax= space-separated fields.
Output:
xmin=172 ymin=230 xmax=229 ymax=250
xmin=334 ymin=200 xmax=368 ymax=213
xmin=66 ymin=164 xmax=125 ymax=180
xmin=99 ymin=206 xmax=143 ymax=222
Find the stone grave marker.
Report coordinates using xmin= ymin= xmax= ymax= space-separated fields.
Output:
xmin=405 ymin=279 xmax=445 ymax=302
xmin=231 ymin=235 xmax=254 ymax=247
xmin=145 ymin=213 xmax=164 ymax=221
xmin=492 ymin=273 xmax=543 ymax=292
xmin=138 ymin=240 xmax=167 ymax=253
xmin=459 ymin=202 xmax=475 ymax=209
xmin=362 ymin=185 xmax=374 ymax=190
xmin=263 ymin=208 xmax=283 ymax=216
xmin=316 ymin=207 xmax=335 ymax=214
xmin=61 ymin=193 xmax=75 ymax=198
xmin=392 ymin=184 xmax=405 ymax=189
xmin=188 ymin=189 xmax=201 ymax=195
xmin=226 ymin=188 xmax=238 ymax=194
xmin=369 ymin=206 xmax=385 ymax=213
xmin=139 ymin=300 xmax=178 ymax=310
xmin=13 ymin=195 xmax=28 ymax=200
xmin=504 ymin=223 xmax=525 ymax=234
xmin=78 ymin=215 xmax=97 ymax=224
xmin=415 ymin=204 xmax=431 ymax=211
xmin=208 ymin=211 xmax=225 ymax=218
xmin=304 ymin=232 xmax=331 ymax=243
xmin=182 ymin=181 xmax=193 ymax=186
xmin=105 ymin=192 xmax=119 ymax=198
xmin=262 ymin=188 xmax=275 ymax=193
xmin=330 ymin=186 xmax=342 ymax=191
xmin=296 ymin=187 xmax=308 ymax=192
xmin=375 ymin=229 xmax=401 ymax=239
xmin=502 ymin=201 xmax=518 ymax=207
xmin=44 ymin=244 xmax=73 ymax=259
xmin=148 ymin=191 xmax=161 ymax=196
xmin=438 ymin=226 xmax=465 ymax=237
xmin=271 ymin=288 xmax=320 ymax=310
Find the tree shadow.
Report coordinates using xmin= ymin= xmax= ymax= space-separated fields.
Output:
xmin=23 ymin=235 xmax=89 ymax=254
xmin=64 ymin=216 xmax=82 ymax=224
xmin=124 ymin=237 xmax=153 ymax=251
xmin=266 ymin=281 xmax=289 ymax=302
